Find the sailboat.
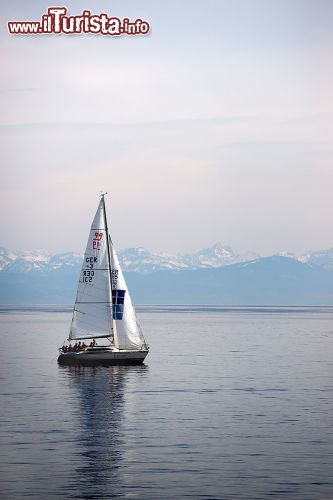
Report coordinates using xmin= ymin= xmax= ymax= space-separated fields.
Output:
xmin=57 ymin=194 xmax=149 ymax=365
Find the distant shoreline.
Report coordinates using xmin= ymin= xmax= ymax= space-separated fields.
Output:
xmin=1 ymin=304 xmax=333 ymax=314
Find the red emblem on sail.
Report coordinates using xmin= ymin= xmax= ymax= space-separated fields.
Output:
xmin=93 ymin=232 xmax=103 ymax=250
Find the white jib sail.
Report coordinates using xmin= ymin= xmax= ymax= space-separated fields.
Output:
xmin=69 ymin=199 xmax=113 ymax=341
xmin=109 ymin=239 xmax=146 ymax=350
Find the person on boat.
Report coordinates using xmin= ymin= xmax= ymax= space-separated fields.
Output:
xmin=81 ymin=341 xmax=87 ymax=350
xmin=89 ymin=339 xmax=97 ymax=347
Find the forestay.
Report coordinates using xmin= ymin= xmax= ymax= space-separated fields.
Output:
xmin=69 ymin=200 xmax=113 ymax=341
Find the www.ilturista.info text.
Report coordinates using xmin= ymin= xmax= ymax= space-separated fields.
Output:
xmin=8 ymin=7 xmax=150 ymax=36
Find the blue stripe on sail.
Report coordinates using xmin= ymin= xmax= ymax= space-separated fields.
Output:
xmin=112 ymin=289 xmax=126 ymax=320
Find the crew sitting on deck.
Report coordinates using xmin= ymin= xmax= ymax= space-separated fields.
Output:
xmin=89 ymin=338 xmax=97 ymax=347
xmin=62 ymin=342 xmax=87 ymax=352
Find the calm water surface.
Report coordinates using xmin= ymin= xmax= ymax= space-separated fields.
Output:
xmin=0 ymin=305 xmax=333 ymax=499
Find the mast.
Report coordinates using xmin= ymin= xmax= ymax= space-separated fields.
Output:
xmin=101 ymin=193 xmax=116 ymax=344
xmin=101 ymin=193 xmax=113 ymax=294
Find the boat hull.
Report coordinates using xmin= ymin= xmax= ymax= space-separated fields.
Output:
xmin=57 ymin=349 xmax=148 ymax=366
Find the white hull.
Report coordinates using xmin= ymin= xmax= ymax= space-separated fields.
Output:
xmin=58 ymin=347 xmax=148 ymax=365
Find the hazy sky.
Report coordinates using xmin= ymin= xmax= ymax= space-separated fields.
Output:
xmin=1 ymin=0 xmax=332 ymax=255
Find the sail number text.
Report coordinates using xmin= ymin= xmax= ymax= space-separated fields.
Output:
xmin=82 ymin=270 xmax=94 ymax=283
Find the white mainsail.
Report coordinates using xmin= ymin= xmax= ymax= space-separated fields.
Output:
xmin=69 ymin=195 xmax=147 ymax=352
xmin=110 ymin=239 xmax=147 ymax=350
xmin=69 ymin=199 xmax=113 ymax=341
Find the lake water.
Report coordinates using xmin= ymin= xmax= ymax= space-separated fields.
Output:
xmin=0 ymin=305 xmax=333 ymax=499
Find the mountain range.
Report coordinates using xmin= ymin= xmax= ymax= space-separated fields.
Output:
xmin=2 ymin=242 xmax=333 ymax=274
xmin=0 ymin=243 xmax=255 ymax=274
xmin=1 ymin=243 xmax=333 ymax=305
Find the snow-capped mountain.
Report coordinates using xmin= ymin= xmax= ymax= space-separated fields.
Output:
xmin=277 ymin=248 xmax=333 ymax=270
xmin=0 ymin=247 xmax=17 ymax=272
xmin=181 ymin=243 xmax=258 ymax=269
xmin=1 ymin=244 xmax=333 ymax=274
xmin=299 ymin=248 xmax=333 ymax=270
xmin=0 ymin=243 xmax=257 ymax=274
xmin=119 ymin=243 xmax=258 ymax=273
xmin=1 ymin=245 xmax=333 ymax=305
xmin=119 ymin=247 xmax=188 ymax=273
xmin=182 ymin=243 xmax=236 ymax=268
xmin=0 ymin=247 xmax=82 ymax=273
xmin=47 ymin=252 xmax=84 ymax=270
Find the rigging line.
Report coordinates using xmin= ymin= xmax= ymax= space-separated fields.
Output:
xmin=81 ymin=269 xmax=110 ymax=271
xmin=101 ymin=194 xmax=113 ymax=286
xmin=102 ymin=194 xmax=115 ymax=320
xmin=69 ymin=334 xmax=112 ymax=341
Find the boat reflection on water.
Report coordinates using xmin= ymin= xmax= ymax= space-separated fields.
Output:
xmin=57 ymin=364 xmax=148 ymax=499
